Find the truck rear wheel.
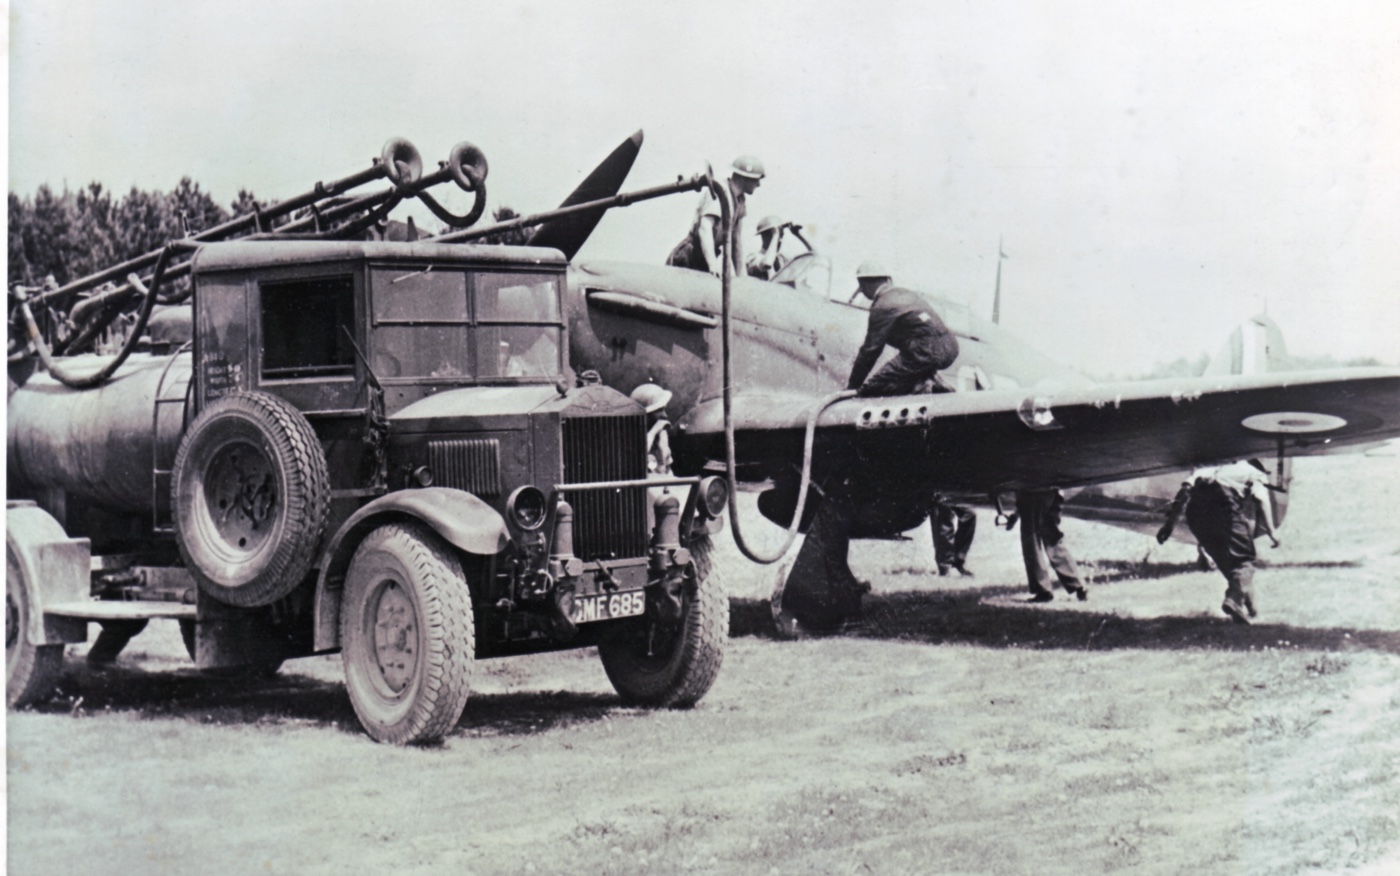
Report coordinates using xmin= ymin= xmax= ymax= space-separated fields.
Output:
xmin=6 ymin=545 xmax=64 ymax=708
xmin=172 ymin=391 xmax=330 ymax=608
xmin=599 ymin=534 xmax=727 ymax=707
xmin=340 ymin=523 xmax=474 ymax=745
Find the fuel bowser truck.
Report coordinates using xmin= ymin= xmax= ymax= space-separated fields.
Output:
xmin=6 ymin=138 xmax=728 ymax=744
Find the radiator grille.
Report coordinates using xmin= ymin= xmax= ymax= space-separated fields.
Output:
xmin=428 ymin=438 xmax=501 ymax=496
xmin=562 ymin=413 xmax=649 ymax=560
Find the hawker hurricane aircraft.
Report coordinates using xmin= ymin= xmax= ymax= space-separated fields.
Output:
xmin=504 ymin=133 xmax=1400 ymax=630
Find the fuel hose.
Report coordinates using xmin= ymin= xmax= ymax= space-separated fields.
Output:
xmin=713 ymin=172 xmax=855 ymax=564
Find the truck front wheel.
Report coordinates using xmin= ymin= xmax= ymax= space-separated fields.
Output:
xmin=340 ymin=523 xmax=474 ymax=745
xmin=598 ymin=534 xmax=727 ymax=707
xmin=6 ymin=545 xmax=63 ymax=708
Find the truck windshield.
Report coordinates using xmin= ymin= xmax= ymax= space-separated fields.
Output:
xmin=369 ymin=267 xmax=563 ymax=382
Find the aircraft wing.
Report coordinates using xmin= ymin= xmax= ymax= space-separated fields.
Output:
xmin=677 ymin=368 xmax=1400 ymax=492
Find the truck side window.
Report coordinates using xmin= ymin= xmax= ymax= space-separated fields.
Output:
xmin=261 ymin=276 xmax=356 ymax=379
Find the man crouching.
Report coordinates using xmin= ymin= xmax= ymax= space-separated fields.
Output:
xmin=847 ymin=261 xmax=959 ymax=397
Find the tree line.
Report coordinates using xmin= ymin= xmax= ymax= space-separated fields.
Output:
xmin=8 ymin=179 xmax=262 ymax=288
xmin=8 ymin=179 xmax=534 ymax=290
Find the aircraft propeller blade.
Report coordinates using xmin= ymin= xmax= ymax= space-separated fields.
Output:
xmin=526 ymin=129 xmax=644 ymax=260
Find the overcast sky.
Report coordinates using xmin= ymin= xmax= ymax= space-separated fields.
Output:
xmin=9 ymin=0 xmax=1399 ymax=376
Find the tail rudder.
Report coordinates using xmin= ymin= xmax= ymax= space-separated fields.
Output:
xmin=1203 ymin=313 xmax=1290 ymax=377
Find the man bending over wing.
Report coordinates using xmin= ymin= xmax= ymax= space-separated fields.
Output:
xmin=846 ymin=261 xmax=959 ymax=397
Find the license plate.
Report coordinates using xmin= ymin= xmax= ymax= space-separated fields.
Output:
xmin=571 ymin=590 xmax=647 ymax=624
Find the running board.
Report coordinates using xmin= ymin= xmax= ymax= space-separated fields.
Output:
xmin=44 ymin=601 xmax=197 ymax=621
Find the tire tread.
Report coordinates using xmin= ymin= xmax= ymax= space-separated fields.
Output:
xmin=599 ymin=533 xmax=727 ymax=708
xmin=172 ymin=390 xmax=330 ymax=607
xmin=341 ymin=523 xmax=474 ymax=745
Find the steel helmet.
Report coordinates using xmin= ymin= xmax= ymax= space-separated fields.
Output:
xmin=630 ymin=383 xmax=673 ymax=414
xmin=855 ymin=260 xmax=890 ymax=280
xmin=731 ymin=155 xmax=766 ymax=180
xmin=756 ymin=215 xmax=784 ymax=235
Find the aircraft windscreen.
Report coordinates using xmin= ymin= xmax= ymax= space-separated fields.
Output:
xmin=771 ymin=253 xmax=833 ymax=300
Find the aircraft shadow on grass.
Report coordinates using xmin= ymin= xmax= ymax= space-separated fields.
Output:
xmin=729 ymin=588 xmax=1400 ymax=656
xmin=26 ymin=664 xmax=621 ymax=741
xmin=1037 ymin=558 xmax=1363 ymax=587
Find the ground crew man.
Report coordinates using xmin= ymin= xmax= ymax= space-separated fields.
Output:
xmin=931 ymin=493 xmax=976 ymax=576
xmin=1010 ymin=489 xmax=1088 ymax=601
xmin=86 ymin=619 xmax=149 ymax=668
xmin=667 ymin=155 xmax=765 ymax=277
xmin=632 ymin=382 xmax=689 ymax=624
xmin=631 ymin=382 xmax=675 ymax=475
xmin=746 ymin=215 xmax=791 ymax=280
xmin=1157 ymin=459 xmax=1279 ymax=624
xmin=846 ymin=262 xmax=959 ymax=397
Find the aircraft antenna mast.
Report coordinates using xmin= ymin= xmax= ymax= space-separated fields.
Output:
xmin=992 ymin=236 xmax=1008 ymax=324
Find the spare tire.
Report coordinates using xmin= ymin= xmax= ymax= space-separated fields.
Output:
xmin=172 ymin=391 xmax=330 ymax=607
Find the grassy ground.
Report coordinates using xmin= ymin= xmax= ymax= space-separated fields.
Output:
xmin=8 ymin=449 xmax=1399 ymax=875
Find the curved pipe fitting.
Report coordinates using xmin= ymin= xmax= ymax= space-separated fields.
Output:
xmin=380 ymin=137 xmax=423 ymax=187
xmin=447 ymin=141 xmax=489 ymax=192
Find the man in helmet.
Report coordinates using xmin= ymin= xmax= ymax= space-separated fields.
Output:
xmin=846 ymin=262 xmax=959 ymax=397
xmin=630 ymin=382 xmax=675 ymax=475
xmin=746 ymin=214 xmax=796 ymax=280
xmin=667 ymin=155 xmax=765 ymax=277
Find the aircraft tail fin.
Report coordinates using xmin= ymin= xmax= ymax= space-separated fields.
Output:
xmin=1203 ymin=313 xmax=1293 ymax=526
xmin=1202 ymin=313 xmax=1290 ymax=377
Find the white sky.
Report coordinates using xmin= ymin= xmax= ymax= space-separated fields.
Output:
xmin=9 ymin=0 xmax=1400 ymax=376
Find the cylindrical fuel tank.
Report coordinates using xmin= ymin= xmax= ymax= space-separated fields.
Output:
xmin=7 ymin=352 xmax=192 ymax=512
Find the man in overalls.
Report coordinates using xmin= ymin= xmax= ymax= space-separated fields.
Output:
xmin=1157 ymin=459 xmax=1280 ymax=623
xmin=846 ymin=261 xmax=959 ymax=397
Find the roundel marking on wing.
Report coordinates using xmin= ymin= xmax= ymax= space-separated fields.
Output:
xmin=1241 ymin=412 xmax=1347 ymax=434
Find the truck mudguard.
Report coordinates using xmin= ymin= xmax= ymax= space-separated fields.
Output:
xmin=6 ymin=502 xmax=92 ymax=645
xmin=312 ymin=487 xmax=510 ymax=651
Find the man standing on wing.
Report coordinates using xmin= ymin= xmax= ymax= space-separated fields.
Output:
xmin=666 ymin=155 xmax=765 ymax=277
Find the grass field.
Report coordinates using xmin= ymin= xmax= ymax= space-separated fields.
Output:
xmin=7 ymin=449 xmax=1399 ymax=875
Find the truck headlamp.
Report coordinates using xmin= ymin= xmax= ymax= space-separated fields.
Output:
xmin=698 ymin=475 xmax=729 ymax=517
xmin=506 ymin=485 xmax=548 ymax=531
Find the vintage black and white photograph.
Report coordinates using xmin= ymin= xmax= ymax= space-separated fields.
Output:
xmin=7 ymin=1 xmax=1399 ymax=873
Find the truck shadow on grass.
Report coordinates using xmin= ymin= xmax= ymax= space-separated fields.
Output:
xmin=26 ymin=663 xmax=622 ymax=741
xmin=728 ymin=588 xmax=1400 ymax=656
